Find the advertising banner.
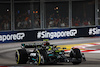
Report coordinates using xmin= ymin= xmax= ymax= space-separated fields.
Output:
xmin=37 ymin=28 xmax=77 ymax=40
xmin=88 ymin=26 xmax=100 ymax=36
xmin=0 ymin=26 xmax=100 ymax=43
xmin=0 ymin=31 xmax=25 ymax=43
xmin=0 ymin=30 xmax=37 ymax=43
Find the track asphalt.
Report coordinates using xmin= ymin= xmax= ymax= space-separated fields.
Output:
xmin=0 ymin=37 xmax=100 ymax=53
xmin=0 ymin=37 xmax=100 ymax=67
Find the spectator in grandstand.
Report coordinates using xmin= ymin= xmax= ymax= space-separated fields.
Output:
xmin=17 ymin=20 xmax=21 ymax=29
xmin=47 ymin=13 xmax=70 ymax=28
xmin=82 ymin=20 xmax=89 ymax=26
xmin=54 ymin=18 xmax=59 ymax=27
xmin=60 ymin=20 xmax=66 ymax=27
xmin=34 ymin=14 xmax=40 ymax=28
xmin=65 ymin=17 xmax=69 ymax=27
xmin=34 ymin=19 xmax=40 ymax=28
xmin=1 ymin=14 xmax=11 ymax=30
xmin=4 ymin=20 xmax=10 ymax=30
xmin=74 ymin=17 xmax=79 ymax=26
xmin=48 ymin=18 xmax=54 ymax=28
xmin=16 ymin=11 xmax=33 ymax=29
xmin=72 ymin=17 xmax=81 ymax=26
xmin=87 ymin=18 xmax=91 ymax=25
xmin=35 ymin=14 xmax=40 ymax=20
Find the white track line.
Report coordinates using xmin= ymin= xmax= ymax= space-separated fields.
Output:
xmin=0 ymin=47 xmax=21 ymax=53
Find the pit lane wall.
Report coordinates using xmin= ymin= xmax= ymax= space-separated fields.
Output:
xmin=0 ymin=26 xmax=100 ymax=43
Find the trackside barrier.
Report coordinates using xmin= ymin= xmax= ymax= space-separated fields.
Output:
xmin=0 ymin=26 xmax=100 ymax=43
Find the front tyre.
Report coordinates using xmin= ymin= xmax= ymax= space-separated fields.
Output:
xmin=15 ymin=49 xmax=28 ymax=64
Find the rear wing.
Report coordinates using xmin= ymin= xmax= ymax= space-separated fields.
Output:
xmin=21 ymin=43 xmax=43 ymax=48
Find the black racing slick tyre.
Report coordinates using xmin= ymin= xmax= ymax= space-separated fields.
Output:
xmin=70 ymin=48 xmax=82 ymax=65
xmin=15 ymin=49 xmax=28 ymax=64
xmin=70 ymin=48 xmax=82 ymax=58
xmin=39 ymin=49 xmax=49 ymax=63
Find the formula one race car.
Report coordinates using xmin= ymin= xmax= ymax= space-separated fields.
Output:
xmin=15 ymin=41 xmax=86 ymax=65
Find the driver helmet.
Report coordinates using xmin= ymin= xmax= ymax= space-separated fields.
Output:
xmin=44 ymin=41 xmax=50 ymax=46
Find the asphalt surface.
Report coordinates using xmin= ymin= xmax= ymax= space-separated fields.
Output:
xmin=0 ymin=37 xmax=100 ymax=67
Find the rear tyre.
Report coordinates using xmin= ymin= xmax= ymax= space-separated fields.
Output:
xmin=15 ymin=49 xmax=28 ymax=64
xmin=70 ymin=48 xmax=82 ymax=65
xmin=72 ymin=58 xmax=82 ymax=65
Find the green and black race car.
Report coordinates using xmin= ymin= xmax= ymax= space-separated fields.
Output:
xmin=15 ymin=41 xmax=86 ymax=65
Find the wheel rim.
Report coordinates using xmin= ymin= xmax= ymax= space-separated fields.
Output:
xmin=36 ymin=50 xmax=41 ymax=65
xmin=15 ymin=50 xmax=20 ymax=64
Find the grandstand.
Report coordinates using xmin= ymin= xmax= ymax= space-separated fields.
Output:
xmin=0 ymin=0 xmax=100 ymax=43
